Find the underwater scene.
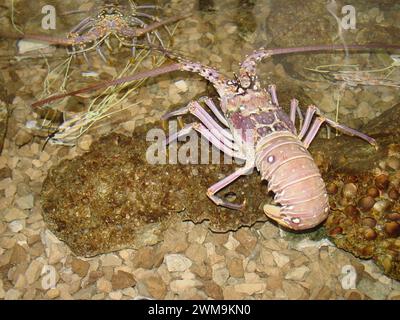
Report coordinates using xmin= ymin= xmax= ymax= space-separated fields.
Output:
xmin=0 ymin=0 xmax=399 ymax=301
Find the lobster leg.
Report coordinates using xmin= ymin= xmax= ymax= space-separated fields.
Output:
xmin=289 ymin=99 xmax=303 ymax=131
xmin=164 ymin=122 xmax=245 ymax=160
xmin=162 ymin=101 xmax=234 ymax=142
xmin=206 ymin=164 xmax=254 ymax=210
xmin=268 ymin=85 xmax=279 ymax=106
xmin=298 ymin=105 xmax=318 ymax=140
xmin=199 ymin=97 xmax=229 ymax=127
xmin=302 ymin=117 xmax=325 ymax=148
xmin=300 ymin=105 xmax=377 ymax=148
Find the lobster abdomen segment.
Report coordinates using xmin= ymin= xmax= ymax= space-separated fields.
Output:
xmin=255 ymin=132 xmax=329 ymax=230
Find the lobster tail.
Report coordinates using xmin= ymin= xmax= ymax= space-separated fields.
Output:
xmin=255 ymin=132 xmax=329 ymax=230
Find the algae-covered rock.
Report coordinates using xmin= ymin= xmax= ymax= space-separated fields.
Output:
xmin=310 ymin=103 xmax=400 ymax=280
xmin=41 ymin=123 xmax=269 ymax=257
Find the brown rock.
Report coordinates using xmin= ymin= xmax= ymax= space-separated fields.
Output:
xmin=111 ymin=270 xmax=136 ymax=290
xmin=88 ymin=270 xmax=104 ymax=285
xmin=71 ymin=258 xmax=90 ymax=277
xmin=185 ymin=243 xmax=207 ymax=265
xmin=375 ymin=174 xmax=390 ymax=190
xmin=15 ymin=129 xmax=32 ymax=147
xmin=227 ymin=257 xmax=244 ymax=278
xmin=190 ymin=262 xmax=212 ymax=280
xmin=142 ymin=274 xmax=166 ymax=299
xmin=9 ymin=244 xmax=28 ymax=265
xmin=234 ymin=228 xmax=257 ymax=256
xmin=203 ymin=281 xmax=224 ymax=299
xmin=132 ymin=246 xmax=156 ymax=269
xmin=384 ymin=221 xmax=400 ymax=237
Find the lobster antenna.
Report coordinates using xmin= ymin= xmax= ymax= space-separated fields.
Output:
xmin=31 ymin=43 xmax=400 ymax=108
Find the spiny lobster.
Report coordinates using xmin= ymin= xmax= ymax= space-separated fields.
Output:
xmin=7 ymin=1 xmax=189 ymax=61
xmin=31 ymin=44 xmax=400 ymax=230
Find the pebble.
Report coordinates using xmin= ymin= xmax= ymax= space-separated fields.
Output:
xmin=142 ymin=274 xmax=166 ymax=299
xmin=48 ymin=243 xmax=67 ymax=264
xmin=111 ymin=271 xmax=136 ymax=290
xmin=109 ymin=291 xmax=123 ymax=300
xmin=3 ymin=207 xmax=27 ymax=222
xmin=15 ymin=129 xmax=32 ymax=147
xmin=272 ymin=251 xmax=290 ymax=267
xmin=223 ymin=233 xmax=240 ymax=251
xmin=170 ymin=279 xmax=201 ymax=293
xmin=71 ymin=258 xmax=90 ymax=277
xmin=97 ymin=278 xmax=112 ymax=293
xmin=26 ymin=259 xmax=43 ymax=285
xmin=227 ymin=257 xmax=244 ymax=278
xmin=132 ymin=247 xmax=156 ymax=269
xmin=234 ymin=283 xmax=266 ymax=295
xmin=174 ymin=80 xmax=188 ymax=93
xmin=8 ymin=220 xmax=25 ymax=233
xmin=100 ymin=254 xmax=122 ymax=267
xmin=77 ymin=135 xmax=93 ymax=151
xmin=284 ymin=266 xmax=310 ymax=281
xmin=165 ymin=254 xmax=192 ymax=272
xmin=47 ymin=288 xmax=60 ymax=299
xmin=212 ymin=264 xmax=229 ymax=286
xmin=5 ymin=288 xmax=22 ymax=300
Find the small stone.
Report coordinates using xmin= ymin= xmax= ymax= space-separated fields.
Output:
xmin=375 ymin=174 xmax=389 ymax=190
xmin=47 ymin=288 xmax=60 ymax=299
xmin=15 ymin=129 xmax=32 ymax=147
xmin=48 ymin=243 xmax=66 ymax=264
xmin=185 ymin=243 xmax=207 ymax=264
xmin=10 ymin=244 xmax=28 ymax=264
xmin=111 ymin=271 xmax=136 ymax=290
xmin=212 ymin=264 xmax=229 ymax=286
xmin=174 ymin=80 xmax=188 ymax=93
xmin=122 ymin=119 xmax=137 ymax=132
xmin=97 ymin=278 xmax=112 ymax=293
xmin=227 ymin=257 xmax=244 ymax=278
xmin=282 ymin=281 xmax=308 ymax=299
xmin=234 ymin=228 xmax=257 ymax=256
xmin=15 ymin=194 xmax=34 ymax=209
xmin=132 ymin=246 xmax=155 ymax=269
xmin=234 ymin=283 xmax=266 ymax=295
xmin=3 ymin=207 xmax=27 ymax=222
xmin=358 ymin=196 xmax=375 ymax=212
xmin=272 ymin=251 xmax=290 ymax=267
xmin=26 ymin=259 xmax=43 ymax=284
xmin=109 ymin=291 xmax=123 ymax=300
xmin=165 ymin=254 xmax=192 ymax=272
xmin=71 ymin=258 xmax=90 ymax=277
xmin=5 ymin=288 xmax=22 ymax=300
xmin=88 ymin=271 xmax=103 ymax=284
xmin=367 ymin=187 xmax=379 ymax=198
xmin=342 ymin=183 xmax=358 ymax=199
xmin=8 ymin=220 xmax=24 ymax=233
xmin=187 ymin=225 xmax=207 ymax=244
xmin=284 ymin=266 xmax=310 ymax=281
xmin=101 ymin=253 xmax=122 ymax=267
xmin=384 ymin=221 xmax=400 ymax=237
xmin=78 ymin=135 xmax=93 ymax=151
xmin=223 ymin=233 xmax=240 ymax=251
xmin=170 ymin=279 xmax=201 ymax=293
xmin=204 ymin=281 xmax=223 ymax=300
xmin=143 ymin=274 xmax=166 ymax=299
